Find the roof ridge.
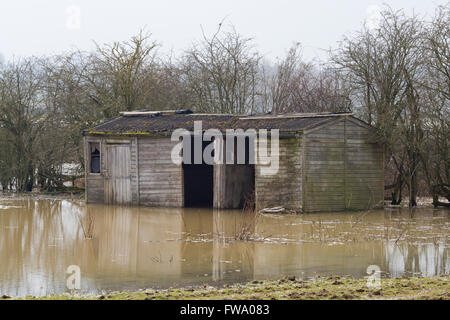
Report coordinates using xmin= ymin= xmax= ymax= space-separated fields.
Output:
xmin=119 ymin=110 xmax=178 ymax=116
xmin=239 ymin=112 xmax=353 ymax=120
xmin=186 ymin=113 xmax=237 ymax=116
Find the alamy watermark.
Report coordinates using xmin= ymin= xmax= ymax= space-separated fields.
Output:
xmin=66 ymin=265 xmax=81 ymax=290
xmin=170 ymin=121 xmax=279 ymax=175
xmin=66 ymin=5 xmax=81 ymax=30
xmin=366 ymin=265 xmax=381 ymax=289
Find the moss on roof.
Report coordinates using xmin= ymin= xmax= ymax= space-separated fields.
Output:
xmin=83 ymin=112 xmax=348 ymax=136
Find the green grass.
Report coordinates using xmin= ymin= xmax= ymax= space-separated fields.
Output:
xmin=3 ymin=275 xmax=449 ymax=300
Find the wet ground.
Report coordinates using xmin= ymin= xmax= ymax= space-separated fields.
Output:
xmin=0 ymin=199 xmax=448 ymax=297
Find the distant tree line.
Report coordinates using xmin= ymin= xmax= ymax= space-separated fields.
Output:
xmin=0 ymin=5 xmax=448 ymax=207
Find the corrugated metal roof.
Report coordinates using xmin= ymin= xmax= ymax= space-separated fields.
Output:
xmin=83 ymin=112 xmax=350 ymax=136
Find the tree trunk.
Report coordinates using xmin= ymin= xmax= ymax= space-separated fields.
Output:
xmin=391 ymin=173 xmax=403 ymax=205
xmin=432 ymin=184 xmax=450 ymax=207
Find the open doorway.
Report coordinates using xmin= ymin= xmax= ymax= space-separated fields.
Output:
xmin=183 ymin=137 xmax=214 ymax=207
xmin=219 ymin=135 xmax=255 ymax=209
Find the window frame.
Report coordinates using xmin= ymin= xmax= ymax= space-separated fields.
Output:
xmin=88 ymin=141 xmax=102 ymax=175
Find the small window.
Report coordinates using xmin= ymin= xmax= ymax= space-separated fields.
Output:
xmin=89 ymin=142 xmax=101 ymax=173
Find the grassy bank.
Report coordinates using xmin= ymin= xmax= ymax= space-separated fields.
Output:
xmin=4 ymin=275 xmax=449 ymax=300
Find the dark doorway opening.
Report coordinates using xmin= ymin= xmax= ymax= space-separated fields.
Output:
xmin=183 ymin=136 xmax=214 ymax=207
xmin=223 ymin=135 xmax=255 ymax=209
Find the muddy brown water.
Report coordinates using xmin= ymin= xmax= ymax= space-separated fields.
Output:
xmin=0 ymin=199 xmax=448 ymax=297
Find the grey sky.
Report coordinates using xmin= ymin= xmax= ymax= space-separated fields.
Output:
xmin=0 ymin=0 xmax=447 ymax=63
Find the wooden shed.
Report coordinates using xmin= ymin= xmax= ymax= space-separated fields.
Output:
xmin=83 ymin=111 xmax=384 ymax=212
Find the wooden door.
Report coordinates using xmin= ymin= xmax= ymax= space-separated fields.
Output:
xmin=104 ymin=143 xmax=132 ymax=205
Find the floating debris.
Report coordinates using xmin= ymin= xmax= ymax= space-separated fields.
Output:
xmin=0 ymin=205 xmax=23 ymax=210
xmin=260 ymin=207 xmax=286 ymax=214
xmin=219 ymin=260 xmax=232 ymax=264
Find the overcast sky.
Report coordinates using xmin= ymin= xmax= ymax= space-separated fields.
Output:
xmin=0 ymin=0 xmax=447 ymax=63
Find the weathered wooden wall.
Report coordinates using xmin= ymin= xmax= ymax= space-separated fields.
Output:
xmin=84 ymin=136 xmax=105 ymax=204
xmin=303 ymin=119 xmax=346 ymax=212
xmin=129 ymin=138 xmax=139 ymax=204
xmin=344 ymin=118 xmax=384 ymax=210
xmin=137 ymin=136 xmax=183 ymax=207
xmin=302 ymin=117 xmax=383 ymax=212
xmin=86 ymin=174 xmax=105 ymax=203
xmin=85 ymin=116 xmax=383 ymax=212
xmin=214 ymin=138 xmax=255 ymax=209
xmin=85 ymin=136 xmax=139 ymax=205
xmin=255 ymin=138 xmax=303 ymax=211
xmin=214 ymin=164 xmax=254 ymax=209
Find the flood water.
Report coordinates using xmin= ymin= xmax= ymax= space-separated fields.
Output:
xmin=0 ymin=198 xmax=448 ymax=297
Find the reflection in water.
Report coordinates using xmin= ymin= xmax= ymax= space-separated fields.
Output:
xmin=0 ymin=199 xmax=448 ymax=296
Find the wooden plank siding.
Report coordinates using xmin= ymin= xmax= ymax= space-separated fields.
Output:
xmin=84 ymin=115 xmax=383 ymax=212
xmin=85 ymin=136 xmax=138 ymax=205
xmin=255 ymin=138 xmax=302 ymax=211
xmin=303 ymin=119 xmax=346 ymax=212
xmin=303 ymin=117 xmax=384 ymax=212
xmin=104 ymin=143 xmax=132 ymax=204
xmin=86 ymin=176 xmax=105 ymax=203
xmin=85 ymin=136 xmax=105 ymax=204
xmin=343 ymin=118 xmax=384 ymax=210
xmin=137 ymin=137 xmax=183 ymax=207
xmin=214 ymin=138 xmax=255 ymax=209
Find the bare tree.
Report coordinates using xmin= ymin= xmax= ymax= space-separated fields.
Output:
xmin=0 ymin=58 xmax=44 ymax=191
xmin=84 ymin=30 xmax=159 ymax=117
xmin=182 ymin=24 xmax=261 ymax=114
xmin=0 ymin=10 xmax=447 ymax=205
xmin=332 ymin=7 xmax=428 ymax=206
xmin=266 ymin=43 xmax=350 ymax=114
xmin=419 ymin=5 xmax=450 ymax=206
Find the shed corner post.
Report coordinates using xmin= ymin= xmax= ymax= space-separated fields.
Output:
xmin=344 ymin=117 xmax=348 ymax=210
xmin=135 ymin=137 xmax=140 ymax=206
xmin=301 ymin=134 xmax=307 ymax=213
xmin=213 ymin=140 xmax=226 ymax=209
xmin=84 ymin=136 xmax=88 ymax=203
